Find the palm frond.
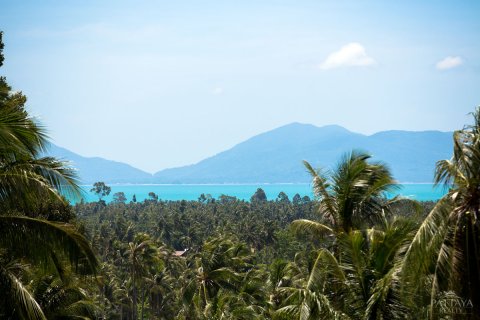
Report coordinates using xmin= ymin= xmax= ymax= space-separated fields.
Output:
xmin=0 ymin=156 xmax=82 ymax=207
xmin=309 ymin=249 xmax=346 ymax=293
xmin=400 ymin=198 xmax=452 ymax=284
xmin=291 ymin=219 xmax=334 ymax=239
xmin=0 ymin=263 xmax=46 ymax=320
xmin=0 ymin=216 xmax=98 ymax=274
xmin=303 ymin=160 xmax=337 ymax=222
xmin=0 ymin=102 xmax=47 ymax=157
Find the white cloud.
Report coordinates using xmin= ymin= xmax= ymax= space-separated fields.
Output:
xmin=212 ymin=87 xmax=224 ymax=95
xmin=436 ymin=56 xmax=463 ymax=70
xmin=319 ymin=42 xmax=376 ymax=70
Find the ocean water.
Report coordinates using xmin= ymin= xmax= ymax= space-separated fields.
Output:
xmin=75 ymin=183 xmax=447 ymax=203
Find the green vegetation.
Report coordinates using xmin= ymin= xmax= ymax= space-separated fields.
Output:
xmin=1 ymin=31 xmax=479 ymax=319
xmin=91 ymin=182 xmax=112 ymax=203
xmin=73 ymin=179 xmax=439 ymax=319
xmin=0 ymin=31 xmax=98 ymax=319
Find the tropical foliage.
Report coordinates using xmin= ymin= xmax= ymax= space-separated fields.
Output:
xmin=2 ymin=29 xmax=480 ymax=319
xmin=401 ymin=108 xmax=480 ymax=319
xmin=71 ymin=188 xmax=440 ymax=319
xmin=0 ymin=31 xmax=98 ymax=319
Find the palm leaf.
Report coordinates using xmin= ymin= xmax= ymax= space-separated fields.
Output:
xmin=291 ymin=219 xmax=334 ymax=239
xmin=0 ymin=263 xmax=46 ymax=320
xmin=0 ymin=216 xmax=98 ymax=274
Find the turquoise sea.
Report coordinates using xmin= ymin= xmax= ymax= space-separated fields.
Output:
xmin=76 ymin=183 xmax=447 ymax=203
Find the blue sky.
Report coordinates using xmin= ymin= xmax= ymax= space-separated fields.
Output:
xmin=1 ymin=0 xmax=479 ymax=172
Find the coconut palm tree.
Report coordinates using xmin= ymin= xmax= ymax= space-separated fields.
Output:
xmin=127 ymin=233 xmax=158 ymax=319
xmin=273 ymin=249 xmax=349 ymax=320
xmin=194 ymin=268 xmax=268 ymax=320
xmin=283 ymin=151 xmax=409 ymax=319
xmin=31 ymin=271 xmax=99 ymax=319
xmin=0 ymin=80 xmax=81 ymax=212
xmin=181 ymin=236 xmax=252 ymax=319
xmin=0 ymin=215 xmax=99 ymax=319
xmin=292 ymin=151 xmax=397 ymax=239
xmin=402 ymin=108 xmax=480 ymax=319
xmin=0 ymin=32 xmax=98 ymax=319
xmin=277 ymin=217 xmax=416 ymax=320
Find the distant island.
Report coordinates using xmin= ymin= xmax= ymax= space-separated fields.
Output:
xmin=48 ymin=123 xmax=453 ymax=184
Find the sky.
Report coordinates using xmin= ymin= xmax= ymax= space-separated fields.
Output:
xmin=1 ymin=0 xmax=479 ymax=173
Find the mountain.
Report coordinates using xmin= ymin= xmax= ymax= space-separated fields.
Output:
xmin=45 ymin=123 xmax=454 ymax=184
xmin=45 ymin=144 xmax=153 ymax=184
xmin=153 ymin=123 xmax=453 ymax=183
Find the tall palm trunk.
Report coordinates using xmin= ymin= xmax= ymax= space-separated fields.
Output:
xmin=131 ymin=265 xmax=137 ymax=319
xmin=455 ymin=212 xmax=480 ymax=319
xmin=141 ymin=284 xmax=146 ymax=320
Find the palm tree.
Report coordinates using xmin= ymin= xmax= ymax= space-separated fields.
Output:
xmin=402 ymin=108 xmax=480 ymax=319
xmin=127 ymin=233 xmax=158 ymax=319
xmin=277 ymin=217 xmax=416 ymax=320
xmin=274 ymin=249 xmax=349 ymax=320
xmin=292 ymin=151 xmax=397 ymax=238
xmin=31 ymin=271 xmax=99 ymax=319
xmin=181 ymin=236 xmax=252 ymax=319
xmin=282 ymin=151 xmax=408 ymax=319
xmin=0 ymin=216 xmax=99 ymax=319
xmin=196 ymin=268 xmax=268 ymax=320
xmin=0 ymin=87 xmax=81 ymax=212
xmin=144 ymin=272 xmax=176 ymax=319
xmin=0 ymin=33 xmax=98 ymax=319
xmin=1 ymin=32 xmax=80 ymax=206
xmin=145 ymin=244 xmax=183 ymax=319
xmin=266 ymin=259 xmax=296 ymax=313
xmin=99 ymin=262 xmax=132 ymax=319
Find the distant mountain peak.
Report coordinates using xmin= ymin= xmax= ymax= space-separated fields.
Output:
xmin=280 ymin=122 xmax=316 ymax=128
xmin=318 ymin=124 xmax=352 ymax=133
xmin=277 ymin=122 xmax=347 ymax=130
xmin=256 ymin=123 xmax=352 ymax=140
xmin=153 ymin=124 xmax=453 ymax=183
